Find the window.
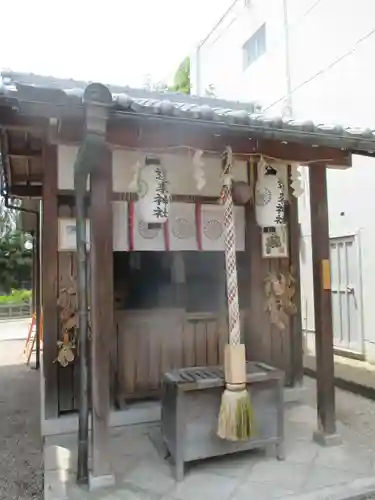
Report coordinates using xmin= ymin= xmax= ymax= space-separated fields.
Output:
xmin=243 ymin=23 xmax=266 ymax=69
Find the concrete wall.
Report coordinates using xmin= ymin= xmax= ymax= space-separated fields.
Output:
xmin=192 ymin=0 xmax=375 ymax=361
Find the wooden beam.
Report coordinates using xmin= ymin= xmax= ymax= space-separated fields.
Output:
xmin=55 ymin=119 xmax=352 ymax=166
xmin=8 ymin=150 xmax=42 ymax=159
xmin=90 ymin=147 xmax=114 ymax=479
xmin=11 ymin=176 xmax=43 ymax=185
xmin=42 ymin=144 xmax=59 ymax=418
xmin=57 ymin=191 xmax=236 ymax=206
xmin=309 ymin=163 xmax=340 ymax=445
xmin=0 ymin=107 xmax=47 ymax=132
xmin=8 ymin=185 xmax=42 ymax=197
xmin=259 ymin=140 xmax=351 ymax=167
xmin=287 ymin=168 xmax=304 ymax=386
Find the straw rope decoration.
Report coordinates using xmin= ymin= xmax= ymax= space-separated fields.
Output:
xmin=217 ymin=146 xmax=254 ymax=441
xmin=221 ymin=148 xmax=241 ymax=347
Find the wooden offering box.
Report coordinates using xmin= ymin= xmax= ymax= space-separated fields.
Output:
xmin=161 ymin=361 xmax=285 ymax=481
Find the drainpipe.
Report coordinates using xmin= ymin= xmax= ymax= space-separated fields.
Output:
xmin=75 ymin=83 xmax=112 ymax=485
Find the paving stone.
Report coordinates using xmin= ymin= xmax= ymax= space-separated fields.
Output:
xmin=190 ymin=450 xmax=262 ymax=479
xmin=314 ymin=443 xmax=374 ymax=475
xmin=44 ymin=444 xmax=77 ymax=472
xmin=283 ymin=439 xmax=320 ymax=464
xmin=169 ymin=470 xmax=238 ymax=500
xmin=113 ymin=483 xmax=161 ymax=500
xmin=111 ymin=452 xmax=139 ymax=479
xmin=44 ymin=470 xmax=69 ymax=500
xmin=231 ymin=479 xmax=295 ymax=500
xmin=121 ymin=459 xmax=176 ymax=496
xmin=111 ymin=432 xmax=161 ymax=461
xmin=66 ymin=482 xmax=91 ymax=500
xmin=47 ymin=432 xmax=79 ymax=449
xmin=247 ymin=460 xmax=310 ymax=491
xmin=285 ymin=405 xmax=317 ymax=425
xmin=302 ymin=464 xmax=362 ymax=492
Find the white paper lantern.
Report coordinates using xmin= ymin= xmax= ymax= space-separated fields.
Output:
xmin=137 ymin=160 xmax=170 ymax=224
xmin=255 ymin=168 xmax=285 ymax=227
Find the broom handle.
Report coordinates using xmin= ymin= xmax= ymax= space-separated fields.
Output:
xmin=222 ymin=175 xmax=241 ymax=347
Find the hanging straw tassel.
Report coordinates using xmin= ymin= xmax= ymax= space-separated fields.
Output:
xmin=217 ymin=147 xmax=254 ymax=442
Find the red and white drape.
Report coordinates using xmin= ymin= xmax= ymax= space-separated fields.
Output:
xmin=58 ymin=201 xmax=245 ymax=252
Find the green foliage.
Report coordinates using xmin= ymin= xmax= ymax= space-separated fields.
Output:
xmin=0 ymin=289 xmax=31 ymax=304
xmin=0 ymin=230 xmax=32 ymax=294
xmin=170 ymin=57 xmax=191 ymax=94
xmin=0 ymin=195 xmax=19 ymax=236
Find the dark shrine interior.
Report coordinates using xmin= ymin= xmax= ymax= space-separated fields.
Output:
xmin=113 ymin=251 xmax=249 ymax=313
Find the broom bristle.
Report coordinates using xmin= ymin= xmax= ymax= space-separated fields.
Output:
xmin=217 ymin=388 xmax=254 ymax=441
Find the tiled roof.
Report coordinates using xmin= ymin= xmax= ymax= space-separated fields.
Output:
xmin=1 ymin=71 xmax=375 ymax=155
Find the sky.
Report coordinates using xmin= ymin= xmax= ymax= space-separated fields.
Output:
xmin=1 ymin=0 xmax=233 ymax=87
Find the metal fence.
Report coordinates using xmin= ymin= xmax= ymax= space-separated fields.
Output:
xmin=0 ymin=301 xmax=32 ymax=319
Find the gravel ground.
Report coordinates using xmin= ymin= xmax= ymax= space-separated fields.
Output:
xmin=303 ymin=375 xmax=375 ymax=452
xmin=301 ymin=379 xmax=375 ymax=500
xmin=0 ymin=336 xmax=43 ymax=500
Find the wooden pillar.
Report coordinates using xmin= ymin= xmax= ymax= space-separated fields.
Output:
xmin=309 ymin=164 xmax=340 ymax=445
xmin=42 ymin=144 xmax=59 ymax=418
xmin=288 ymin=170 xmax=304 ymax=386
xmin=90 ymin=147 xmax=114 ymax=482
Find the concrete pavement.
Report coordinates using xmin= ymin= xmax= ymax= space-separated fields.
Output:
xmin=0 ymin=318 xmax=30 ymax=341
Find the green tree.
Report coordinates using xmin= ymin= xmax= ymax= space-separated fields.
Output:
xmin=170 ymin=57 xmax=191 ymax=94
xmin=0 ymin=229 xmax=32 ymax=294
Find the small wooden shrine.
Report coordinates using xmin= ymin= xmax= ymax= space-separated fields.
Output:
xmin=2 ymin=70 xmax=375 ymax=484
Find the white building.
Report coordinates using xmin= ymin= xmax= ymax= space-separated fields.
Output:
xmin=191 ymin=0 xmax=375 ymax=363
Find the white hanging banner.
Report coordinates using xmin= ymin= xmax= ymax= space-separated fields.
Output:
xmin=113 ymin=201 xmax=129 ymax=251
xmin=201 ymin=204 xmax=245 ymax=251
xmin=168 ymin=202 xmax=198 ymax=251
xmin=290 ymin=163 xmax=304 ymax=197
xmin=255 ymin=158 xmax=286 ymax=227
xmin=192 ymin=149 xmax=206 ymax=191
xmin=133 ymin=206 xmax=166 ymax=251
xmin=137 ymin=157 xmax=170 ymax=224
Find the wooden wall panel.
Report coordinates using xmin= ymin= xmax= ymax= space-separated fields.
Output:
xmin=245 ymin=162 xmax=298 ymax=384
xmin=245 ymin=199 xmax=273 ymax=366
xmin=116 ymin=311 xmax=231 ymax=401
xmin=57 ymin=204 xmax=77 ymax=413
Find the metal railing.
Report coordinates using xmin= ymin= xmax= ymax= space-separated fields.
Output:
xmin=0 ymin=300 xmax=32 ymax=319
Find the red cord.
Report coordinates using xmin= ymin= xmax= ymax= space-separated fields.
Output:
xmin=163 ymin=220 xmax=170 ymax=251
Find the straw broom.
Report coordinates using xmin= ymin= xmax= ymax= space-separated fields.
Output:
xmin=217 ymin=146 xmax=254 ymax=441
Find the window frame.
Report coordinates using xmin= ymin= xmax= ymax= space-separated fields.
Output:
xmin=243 ymin=23 xmax=266 ymax=70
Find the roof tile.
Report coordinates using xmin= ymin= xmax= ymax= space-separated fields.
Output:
xmin=1 ymin=71 xmax=375 ymax=154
